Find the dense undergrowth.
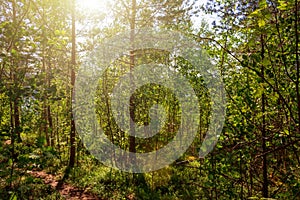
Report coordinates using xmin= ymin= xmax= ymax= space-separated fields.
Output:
xmin=1 ymin=135 xmax=299 ymax=199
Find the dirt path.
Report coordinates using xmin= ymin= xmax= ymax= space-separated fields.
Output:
xmin=27 ymin=170 xmax=102 ymax=200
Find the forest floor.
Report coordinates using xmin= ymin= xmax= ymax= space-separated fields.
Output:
xmin=27 ymin=170 xmax=102 ymax=200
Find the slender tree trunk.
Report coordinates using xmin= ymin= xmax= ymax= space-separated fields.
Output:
xmin=9 ymin=97 xmax=14 ymax=189
xmin=103 ymin=74 xmax=116 ymax=163
xmin=129 ymin=0 xmax=137 ymax=156
xmin=9 ymin=0 xmax=17 ymax=188
xmin=13 ymin=97 xmax=21 ymax=142
xmin=42 ymin=49 xmax=50 ymax=146
xmin=249 ymin=167 xmax=253 ymax=197
xmin=56 ymin=103 xmax=61 ymax=156
xmin=11 ymin=0 xmax=21 ymax=143
xmin=261 ymin=34 xmax=268 ymax=198
xmin=41 ymin=3 xmax=50 ymax=146
xmin=57 ymin=1 xmax=77 ymax=189
xmin=43 ymin=104 xmax=50 ymax=146
xmin=69 ymin=0 xmax=76 ymax=168
xmin=239 ymin=151 xmax=243 ymax=199
xmin=295 ymin=0 xmax=300 ymax=133
xmin=48 ymin=104 xmax=54 ymax=146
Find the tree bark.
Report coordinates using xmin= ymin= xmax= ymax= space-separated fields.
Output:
xmin=295 ymin=0 xmax=300 ymax=133
xmin=261 ymin=34 xmax=268 ymax=198
xmin=69 ymin=0 xmax=76 ymax=168
xmin=129 ymin=0 xmax=137 ymax=156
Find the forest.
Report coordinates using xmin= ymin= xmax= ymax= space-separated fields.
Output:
xmin=0 ymin=0 xmax=299 ymax=199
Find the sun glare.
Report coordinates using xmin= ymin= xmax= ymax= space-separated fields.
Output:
xmin=76 ymin=0 xmax=107 ymax=12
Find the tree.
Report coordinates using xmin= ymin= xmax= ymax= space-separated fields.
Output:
xmin=94 ymin=0 xmax=198 ymax=156
xmin=199 ymin=0 xmax=300 ymax=198
xmin=69 ymin=0 xmax=76 ymax=168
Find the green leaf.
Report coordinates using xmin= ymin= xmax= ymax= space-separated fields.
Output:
xmin=250 ymin=8 xmax=262 ymax=17
xmin=278 ymin=0 xmax=288 ymax=10
xmin=11 ymin=49 xmax=17 ymax=55
xmin=259 ymin=0 xmax=267 ymax=8
xmin=54 ymin=30 xmax=60 ymax=35
xmin=9 ymin=192 xmax=17 ymax=200
xmin=258 ymin=19 xmax=266 ymax=27
xmin=262 ymin=57 xmax=271 ymax=66
xmin=283 ymin=129 xmax=290 ymax=135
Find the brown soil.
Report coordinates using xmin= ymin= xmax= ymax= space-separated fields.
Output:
xmin=27 ymin=170 xmax=102 ymax=200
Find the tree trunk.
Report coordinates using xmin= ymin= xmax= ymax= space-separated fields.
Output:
xmin=295 ymin=0 xmax=300 ymax=133
xmin=69 ymin=0 xmax=76 ymax=168
xmin=129 ymin=0 xmax=137 ymax=157
xmin=13 ymin=98 xmax=21 ymax=142
xmin=42 ymin=2 xmax=50 ymax=147
xmin=48 ymin=104 xmax=54 ymax=146
xmin=261 ymin=34 xmax=268 ymax=198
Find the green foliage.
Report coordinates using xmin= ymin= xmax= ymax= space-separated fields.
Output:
xmin=0 ymin=0 xmax=299 ymax=199
xmin=202 ymin=0 xmax=300 ymax=198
